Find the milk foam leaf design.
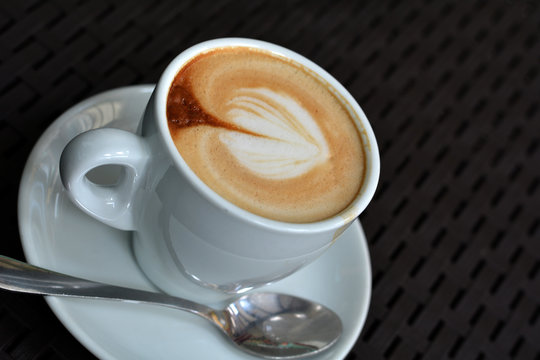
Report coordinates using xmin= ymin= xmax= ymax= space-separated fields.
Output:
xmin=219 ymin=88 xmax=330 ymax=179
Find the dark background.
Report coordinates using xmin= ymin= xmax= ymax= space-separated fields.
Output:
xmin=1 ymin=0 xmax=539 ymax=359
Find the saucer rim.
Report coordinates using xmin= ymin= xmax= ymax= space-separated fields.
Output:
xmin=17 ymin=85 xmax=371 ymax=360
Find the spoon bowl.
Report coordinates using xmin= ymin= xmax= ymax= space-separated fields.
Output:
xmin=0 ymin=255 xmax=342 ymax=359
xmin=221 ymin=292 xmax=342 ymax=358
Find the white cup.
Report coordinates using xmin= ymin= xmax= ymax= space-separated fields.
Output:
xmin=59 ymin=38 xmax=380 ymax=297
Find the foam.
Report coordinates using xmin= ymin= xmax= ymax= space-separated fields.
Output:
xmin=167 ymin=46 xmax=365 ymax=223
xmin=219 ymin=87 xmax=329 ymax=179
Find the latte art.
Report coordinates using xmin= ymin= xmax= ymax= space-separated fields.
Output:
xmin=220 ymin=87 xmax=329 ymax=179
xmin=167 ymin=46 xmax=365 ymax=223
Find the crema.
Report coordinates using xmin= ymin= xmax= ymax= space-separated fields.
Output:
xmin=167 ymin=46 xmax=365 ymax=223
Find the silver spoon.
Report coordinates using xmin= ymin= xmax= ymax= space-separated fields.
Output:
xmin=0 ymin=255 xmax=342 ymax=359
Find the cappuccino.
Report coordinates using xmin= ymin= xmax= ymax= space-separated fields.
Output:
xmin=167 ymin=46 xmax=365 ymax=223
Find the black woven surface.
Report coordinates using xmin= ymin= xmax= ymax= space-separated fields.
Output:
xmin=1 ymin=0 xmax=539 ymax=359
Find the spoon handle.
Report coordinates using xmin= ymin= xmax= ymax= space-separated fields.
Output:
xmin=0 ymin=255 xmax=213 ymax=318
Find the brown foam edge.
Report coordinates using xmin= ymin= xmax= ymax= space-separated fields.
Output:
xmin=314 ymin=69 xmax=370 ymax=240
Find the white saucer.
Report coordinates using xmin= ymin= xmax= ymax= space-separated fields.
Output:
xmin=17 ymin=85 xmax=372 ymax=360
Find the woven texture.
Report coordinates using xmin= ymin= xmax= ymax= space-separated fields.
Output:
xmin=1 ymin=0 xmax=539 ymax=359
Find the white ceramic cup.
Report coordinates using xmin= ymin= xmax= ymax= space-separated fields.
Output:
xmin=59 ymin=38 xmax=380 ymax=297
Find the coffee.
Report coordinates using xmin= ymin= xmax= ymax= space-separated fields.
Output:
xmin=167 ymin=46 xmax=365 ymax=223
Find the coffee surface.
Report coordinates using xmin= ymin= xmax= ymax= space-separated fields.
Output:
xmin=167 ymin=46 xmax=365 ymax=223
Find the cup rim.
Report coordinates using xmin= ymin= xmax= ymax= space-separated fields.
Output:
xmin=153 ymin=37 xmax=380 ymax=233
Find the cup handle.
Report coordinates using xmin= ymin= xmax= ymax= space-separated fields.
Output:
xmin=59 ymin=128 xmax=150 ymax=231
